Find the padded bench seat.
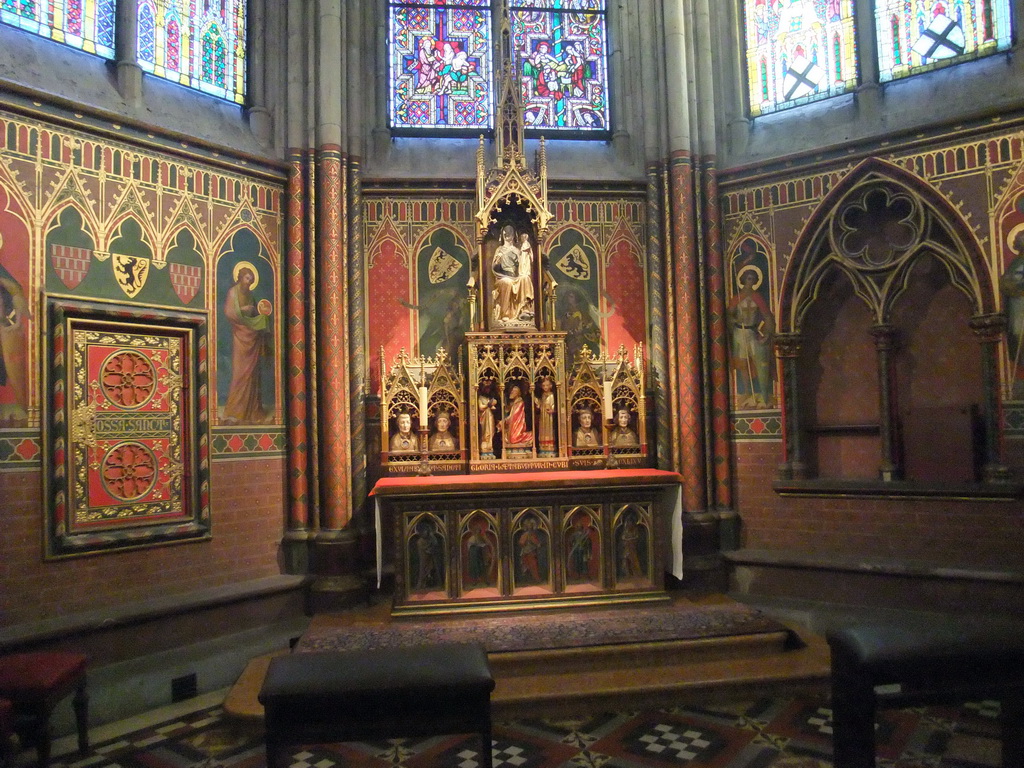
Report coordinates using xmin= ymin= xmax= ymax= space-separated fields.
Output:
xmin=258 ymin=643 xmax=495 ymax=768
xmin=827 ymin=617 xmax=1024 ymax=768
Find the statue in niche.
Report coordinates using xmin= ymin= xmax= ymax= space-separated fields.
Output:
xmin=477 ymin=380 xmax=499 ymax=457
xmin=491 ymin=225 xmax=535 ymax=326
xmin=608 ymin=408 xmax=639 ymax=447
xmin=390 ymin=412 xmax=417 ymax=453
xmin=535 ymin=376 xmax=557 ymax=456
xmin=573 ymin=408 xmax=600 ymax=448
xmin=503 ymin=382 xmax=534 ymax=449
xmin=429 ymin=411 xmax=457 ymax=451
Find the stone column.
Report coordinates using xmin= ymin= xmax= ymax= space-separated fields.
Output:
xmin=870 ymin=324 xmax=900 ymax=481
xmin=775 ymin=333 xmax=806 ymax=479
xmin=970 ymin=313 xmax=1011 ymax=482
xmin=115 ymin=0 xmax=142 ymax=104
xmin=664 ymin=0 xmax=706 ymax=515
xmin=248 ymin=0 xmax=273 ymax=144
xmin=645 ymin=163 xmax=672 ymax=470
xmin=315 ymin=0 xmax=352 ymax=532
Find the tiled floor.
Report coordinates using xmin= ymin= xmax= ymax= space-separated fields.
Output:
xmin=28 ymin=691 xmax=1004 ymax=768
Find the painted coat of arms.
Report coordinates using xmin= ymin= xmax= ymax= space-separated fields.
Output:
xmin=46 ymin=298 xmax=210 ymax=557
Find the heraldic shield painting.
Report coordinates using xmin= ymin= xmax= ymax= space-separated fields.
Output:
xmin=45 ymin=297 xmax=211 ymax=558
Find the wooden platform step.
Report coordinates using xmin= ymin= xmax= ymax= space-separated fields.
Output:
xmin=223 ymin=627 xmax=829 ymax=726
xmin=491 ymin=631 xmax=830 ymax=719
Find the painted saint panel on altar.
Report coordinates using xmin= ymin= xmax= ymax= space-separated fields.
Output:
xmin=563 ymin=506 xmax=601 ymax=587
xmin=512 ymin=508 xmax=552 ymax=592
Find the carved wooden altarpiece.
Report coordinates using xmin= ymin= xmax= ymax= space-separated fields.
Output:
xmin=374 ymin=15 xmax=667 ymax=614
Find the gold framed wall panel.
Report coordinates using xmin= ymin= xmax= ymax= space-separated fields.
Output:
xmin=44 ymin=296 xmax=211 ymax=558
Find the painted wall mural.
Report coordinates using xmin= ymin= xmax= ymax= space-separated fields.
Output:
xmin=720 ymin=123 xmax=1024 ymax=439
xmin=364 ymin=192 xmax=647 ymax=394
xmin=0 ymin=107 xmax=284 ymax=462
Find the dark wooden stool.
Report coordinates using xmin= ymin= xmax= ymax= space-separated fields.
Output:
xmin=0 ymin=652 xmax=89 ymax=768
xmin=0 ymin=698 xmax=14 ymax=768
xmin=827 ymin=617 xmax=1024 ymax=768
xmin=258 ymin=643 xmax=495 ymax=768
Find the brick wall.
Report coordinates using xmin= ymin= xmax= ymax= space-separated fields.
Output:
xmin=0 ymin=458 xmax=286 ymax=628
xmin=734 ymin=441 xmax=1024 ymax=567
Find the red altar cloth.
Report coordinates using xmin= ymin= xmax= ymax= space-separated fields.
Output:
xmin=369 ymin=468 xmax=683 ymax=496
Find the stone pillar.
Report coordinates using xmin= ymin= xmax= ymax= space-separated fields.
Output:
xmin=646 ymin=164 xmax=672 ymax=470
xmin=971 ymin=313 xmax=1011 ymax=483
xmin=115 ymin=0 xmax=142 ymax=104
xmin=870 ymin=324 xmax=900 ymax=481
xmin=854 ymin=0 xmax=883 ymax=117
xmin=247 ymin=0 xmax=273 ymax=144
xmin=664 ymin=0 xmax=706 ymax=515
xmin=775 ymin=333 xmax=806 ymax=479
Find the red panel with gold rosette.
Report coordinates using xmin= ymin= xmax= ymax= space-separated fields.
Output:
xmin=45 ymin=298 xmax=211 ymax=558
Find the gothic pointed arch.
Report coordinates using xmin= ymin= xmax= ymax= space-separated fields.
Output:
xmin=775 ymin=157 xmax=1008 ymax=487
xmin=780 ymin=156 xmax=994 ymax=334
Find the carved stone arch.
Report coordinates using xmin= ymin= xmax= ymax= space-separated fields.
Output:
xmin=775 ymin=157 xmax=1008 ymax=487
xmin=780 ymin=156 xmax=994 ymax=334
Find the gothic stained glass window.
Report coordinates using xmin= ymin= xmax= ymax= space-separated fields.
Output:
xmin=388 ymin=0 xmax=494 ymax=132
xmin=875 ymin=0 xmax=1013 ymax=82
xmin=510 ymin=0 xmax=609 ymax=132
xmin=743 ymin=0 xmax=858 ymax=117
xmin=136 ymin=0 xmax=247 ymax=105
xmin=0 ymin=0 xmax=115 ymax=57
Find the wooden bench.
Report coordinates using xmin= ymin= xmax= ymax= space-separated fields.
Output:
xmin=827 ymin=617 xmax=1024 ymax=768
xmin=258 ymin=643 xmax=495 ymax=768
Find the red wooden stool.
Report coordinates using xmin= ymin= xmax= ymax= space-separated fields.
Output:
xmin=0 ymin=653 xmax=89 ymax=768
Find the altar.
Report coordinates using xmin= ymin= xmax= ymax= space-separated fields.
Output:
xmin=372 ymin=469 xmax=683 ymax=616
xmin=370 ymin=34 xmax=678 ymax=617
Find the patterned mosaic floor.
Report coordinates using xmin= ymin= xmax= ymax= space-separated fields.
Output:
xmin=44 ymin=695 xmax=1003 ymax=768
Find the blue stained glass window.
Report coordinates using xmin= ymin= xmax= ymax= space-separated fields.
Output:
xmin=875 ymin=0 xmax=1013 ymax=82
xmin=1 ymin=0 xmax=115 ymax=58
xmin=388 ymin=0 xmax=493 ymax=131
xmin=511 ymin=0 xmax=609 ymax=132
xmin=742 ymin=0 xmax=858 ymax=116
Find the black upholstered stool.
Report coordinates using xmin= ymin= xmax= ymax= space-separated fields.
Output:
xmin=258 ymin=643 xmax=495 ymax=768
xmin=827 ymin=617 xmax=1024 ymax=768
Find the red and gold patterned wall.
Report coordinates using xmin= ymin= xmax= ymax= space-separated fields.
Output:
xmin=0 ymin=106 xmax=287 ymax=625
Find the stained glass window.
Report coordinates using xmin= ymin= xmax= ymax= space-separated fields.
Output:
xmin=875 ymin=0 xmax=1013 ymax=82
xmin=136 ymin=0 xmax=247 ymax=105
xmin=511 ymin=0 xmax=609 ymax=132
xmin=743 ymin=0 xmax=858 ymax=117
xmin=1 ymin=0 xmax=115 ymax=58
xmin=388 ymin=0 xmax=493 ymax=131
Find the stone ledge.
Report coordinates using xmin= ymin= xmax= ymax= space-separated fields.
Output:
xmin=0 ymin=574 xmax=310 ymax=650
xmin=723 ymin=549 xmax=1024 ymax=585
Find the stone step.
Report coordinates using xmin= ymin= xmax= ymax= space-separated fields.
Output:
xmin=491 ymin=633 xmax=830 ymax=719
